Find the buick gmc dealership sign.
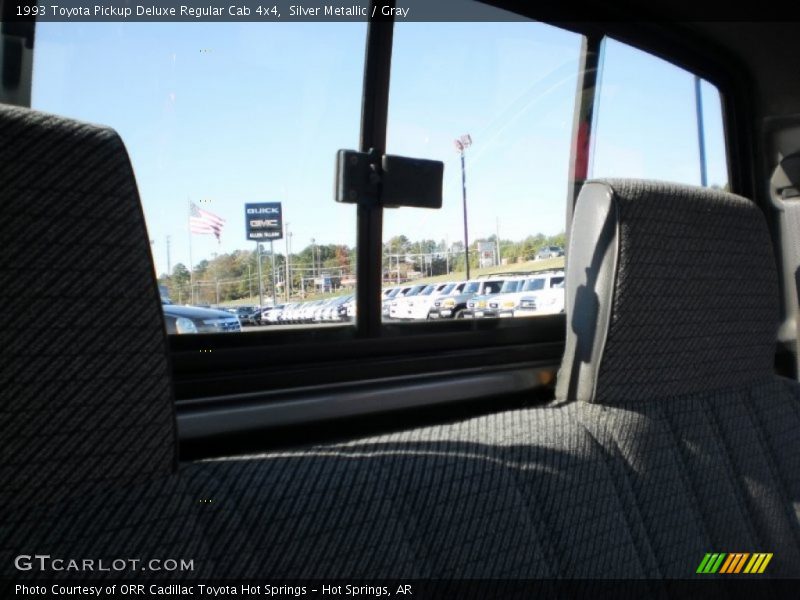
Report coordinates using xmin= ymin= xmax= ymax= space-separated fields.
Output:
xmin=245 ymin=202 xmax=283 ymax=241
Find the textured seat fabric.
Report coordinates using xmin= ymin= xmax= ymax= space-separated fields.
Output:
xmin=0 ymin=106 xmax=185 ymax=575
xmin=557 ymin=180 xmax=800 ymax=575
xmin=184 ymin=405 xmax=650 ymax=579
xmin=0 ymin=105 xmax=177 ymax=504
xmin=2 ymin=106 xmax=798 ymax=581
xmin=558 ymin=180 xmax=780 ymax=405
xmin=181 ymin=386 xmax=800 ymax=578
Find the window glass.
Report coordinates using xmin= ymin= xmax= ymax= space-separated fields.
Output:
xmin=31 ymin=22 xmax=366 ymax=334
xmin=383 ymin=13 xmax=583 ymax=323
xmin=29 ymin=20 xmax=731 ymax=337
xmin=522 ymin=278 xmax=546 ymax=292
xmin=440 ymin=283 xmax=456 ymax=295
xmin=483 ymin=281 xmax=505 ymax=294
xmin=464 ymin=282 xmax=481 ymax=294
xmin=591 ymin=38 xmax=729 ymax=189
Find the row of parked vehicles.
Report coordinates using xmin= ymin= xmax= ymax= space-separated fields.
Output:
xmin=263 ymin=295 xmax=355 ymax=325
xmin=161 ymin=270 xmax=565 ymax=333
xmin=265 ymin=269 xmax=565 ymax=325
xmin=383 ymin=270 xmax=565 ymax=321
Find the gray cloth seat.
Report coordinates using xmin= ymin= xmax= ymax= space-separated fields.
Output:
xmin=0 ymin=104 xmax=221 ymax=579
xmin=184 ymin=181 xmax=800 ymax=577
xmin=1 ymin=105 xmax=798 ymax=580
xmin=557 ymin=180 xmax=800 ymax=576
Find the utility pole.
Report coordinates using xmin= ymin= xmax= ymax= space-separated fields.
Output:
xmin=165 ymin=235 xmax=171 ymax=274
xmin=212 ymin=252 xmax=219 ymax=305
xmin=454 ymin=134 xmax=472 ymax=279
xmin=495 ymin=217 xmax=501 ymax=267
xmin=445 ymin=236 xmax=450 ymax=275
xmin=310 ymin=237 xmax=316 ymax=291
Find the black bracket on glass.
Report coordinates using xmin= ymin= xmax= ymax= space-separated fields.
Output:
xmin=335 ymin=149 xmax=443 ymax=209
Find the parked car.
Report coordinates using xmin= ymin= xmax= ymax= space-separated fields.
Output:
xmin=400 ymin=282 xmax=458 ymax=320
xmin=283 ymin=303 xmax=300 ymax=323
xmin=536 ymin=245 xmax=564 ymax=259
xmin=301 ymin=300 xmax=323 ymax=323
xmin=508 ymin=272 xmax=566 ymax=317
xmin=489 ymin=271 xmax=564 ymax=317
xmin=466 ymin=277 xmax=525 ymax=319
xmin=161 ymin=301 xmax=242 ymax=334
xmin=232 ymin=305 xmax=259 ymax=325
xmin=262 ymin=304 xmax=284 ymax=324
xmin=330 ymin=295 xmax=354 ymax=322
xmin=431 ymin=279 xmax=505 ymax=319
xmin=345 ymin=297 xmax=356 ymax=321
xmin=382 ymin=286 xmax=411 ymax=319
xmin=388 ymin=284 xmax=427 ymax=319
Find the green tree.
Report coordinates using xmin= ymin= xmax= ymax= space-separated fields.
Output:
xmin=172 ymin=263 xmax=191 ymax=285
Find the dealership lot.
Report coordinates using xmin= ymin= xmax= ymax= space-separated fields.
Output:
xmin=175 ymin=269 xmax=567 ymax=334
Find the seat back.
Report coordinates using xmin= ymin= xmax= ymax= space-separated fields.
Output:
xmin=0 ymin=105 xmax=177 ymax=519
xmin=558 ymin=179 xmax=800 ymax=576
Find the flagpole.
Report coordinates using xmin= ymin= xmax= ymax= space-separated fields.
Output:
xmin=270 ymin=239 xmax=277 ymax=307
xmin=188 ymin=198 xmax=194 ymax=305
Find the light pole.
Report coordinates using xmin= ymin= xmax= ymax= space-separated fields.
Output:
xmin=212 ymin=252 xmax=219 ymax=305
xmin=495 ymin=217 xmax=501 ymax=267
xmin=394 ymin=240 xmax=401 ymax=284
xmin=269 ymin=240 xmax=277 ymax=307
xmin=310 ymin=237 xmax=317 ymax=292
xmin=454 ymin=134 xmax=472 ymax=279
xmin=256 ymin=244 xmax=264 ymax=309
xmin=285 ymin=222 xmax=291 ymax=302
xmin=165 ymin=235 xmax=171 ymax=275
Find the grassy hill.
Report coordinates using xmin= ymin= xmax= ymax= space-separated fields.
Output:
xmin=404 ymin=256 xmax=565 ymax=286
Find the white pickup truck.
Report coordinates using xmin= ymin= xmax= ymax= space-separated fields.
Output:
xmin=395 ymin=282 xmax=460 ymax=320
xmin=487 ymin=271 xmax=565 ymax=318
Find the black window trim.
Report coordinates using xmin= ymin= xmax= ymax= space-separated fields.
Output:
xmin=355 ymin=4 xmax=393 ymax=339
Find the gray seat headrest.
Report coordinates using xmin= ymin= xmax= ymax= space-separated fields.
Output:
xmin=0 ymin=105 xmax=177 ymax=513
xmin=556 ymin=179 xmax=779 ymax=405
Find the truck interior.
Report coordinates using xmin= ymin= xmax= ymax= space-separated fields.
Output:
xmin=1 ymin=0 xmax=799 ymax=595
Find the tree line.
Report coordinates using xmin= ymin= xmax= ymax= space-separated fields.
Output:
xmin=159 ymin=232 xmax=566 ymax=305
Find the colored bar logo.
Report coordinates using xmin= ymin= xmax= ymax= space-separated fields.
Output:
xmin=696 ymin=553 xmax=773 ymax=574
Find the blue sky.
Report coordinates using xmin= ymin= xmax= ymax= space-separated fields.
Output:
xmin=32 ymin=18 xmax=727 ymax=275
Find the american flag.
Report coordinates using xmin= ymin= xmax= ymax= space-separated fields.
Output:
xmin=189 ymin=201 xmax=225 ymax=242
